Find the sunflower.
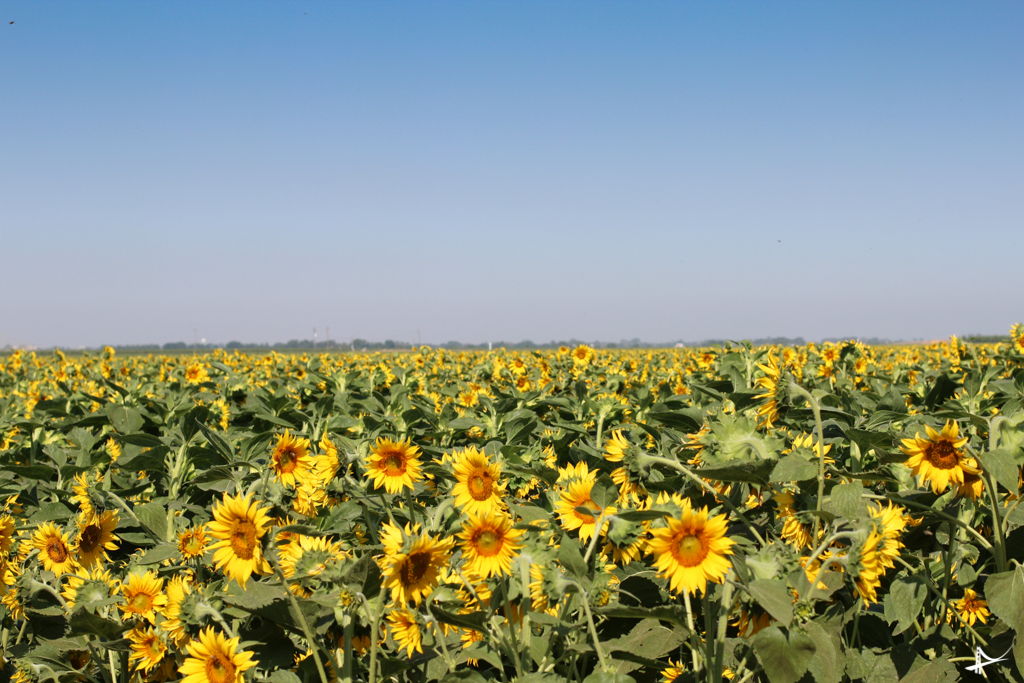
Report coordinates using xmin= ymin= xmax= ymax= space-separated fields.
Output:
xmin=852 ymin=532 xmax=884 ymax=605
xmin=207 ymin=492 xmax=273 ymax=587
xmin=753 ymin=353 xmax=784 ymax=429
xmin=179 ymin=627 xmax=258 ymax=683
xmin=900 ymin=421 xmax=977 ymax=493
xmin=128 ymin=626 xmax=167 ymax=674
xmin=380 ymin=524 xmax=454 ymax=605
xmin=71 ymin=472 xmax=96 ymax=517
xmin=74 ymin=510 xmax=120 ymax=568
xmin=32 ymin=522 xmax=78 ymax=575
xmin=774 ymin=492 xmax=813 ymax=549
xmin=868 ymin=502 xmax=906 ymax=569
xmin=365 ymin=437 xmax=424 ymax=494
xmin=555 ymin=479 xmax=615 ymax=541
xmin=952 ymin=589 xmax=990 ymax=627
xmin=572 ymin=345 xmax=595 ymax=366
xmin=451 ymin=446 xmax=507 ymax=515
xmin=957 ymin=458 xmax=985 ymax=500
xmin=61 ymin=565 xmax=117 ymax=611
xmin=647 ymin=499 xmax=734 ymax=596
xmin=660 ymin=659 xmax=687 ymax=683
xmin=386 ymin=607 xmax=423 ymax=658
xmin=280 ymin=534 xmax=347 ymax=596
xmin=457 ymin=511 xmax=524 ymax=579
xmin=270 ymin=431 xmax=312 ymax=487
xmin=119 ymin=571 xmax=167 ymax=623
xmin=184 ymin=364 xmax=209 ymax=384
xmin=604 ymin=430 xmax=630 ymax=462
xmin=0 ymin=514 xmax=15 ymax=553
xmin=162 ymin=576 xmax=193 ymax=645
xmin=178 ymin=525 xmax=209 ymax=559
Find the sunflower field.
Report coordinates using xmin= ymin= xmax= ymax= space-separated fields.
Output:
xmin=3 ymin=326 xmax=1024 ymax=683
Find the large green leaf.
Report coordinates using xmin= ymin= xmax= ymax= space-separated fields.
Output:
xmin=770 ymin=453 xmax=818 ymax=483
xmin=752 ymin=626 xmax=816 ymax=683
xmin=106 ymin=404 xmax=144 ymax=434
xmin=882 ymin=575 xmax=927 ymax=635
xmin=747 ymin=579 xmax=793 ymax=626
xmin=978 ymin=448 xmax=1020 ymax=493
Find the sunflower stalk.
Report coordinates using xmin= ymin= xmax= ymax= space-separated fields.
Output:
xmin=712 ymin=579 xmax=735 ymax=683
xmin=788 ymin=381 xmax=826 ymax=541
xmin=268 ymin=552 xmax=330 ymax=683
xmin=683 ymin=590 xmax=702 ymax=673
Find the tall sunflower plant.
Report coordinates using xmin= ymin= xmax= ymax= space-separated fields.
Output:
xmin=1 ymin=331 xmax=1024 ymax=683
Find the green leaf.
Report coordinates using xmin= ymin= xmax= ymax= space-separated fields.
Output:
xmin=581 ymin=674 xmax=636 ymax=683
xmin=825 ymin=482 xmax=866 ymax=519
xmin=596 ymin=604 xmax=691 ymax=630
xmin=845 ymin=650 xmax=898 ymax=683
xmin=431 ymin=607 xmax=489 ymax=632
xmin=883 ymin=575 xmax=927 ymax=635
xmin=804 ymin=621 xmax=843 ymax=683
xmin=262 ymin=672 xmax=303 ymax=683
xmin=67 ymin=610 xmax=130 ymax=639
xmin=604 ymin=618 xmax=685 ymax=675
xmin=693 ymin=460 xmax=777 ymax=486
xmin=134 ymin=502 xmax=168 ymax=540
xmin=558 ymin=535 xmax=588 ymax=579
xmin=897 ymin=658 xmax=957 ymax=683
xmin=106 ymin=404 xmax=144 ymax=434
xmin=984 ymin=564 xmax=1024 ymax=625
xmin=614 ymin=510 xmax=671 ymax=522
xmin=5 ymin=465 xmax=56 ymax=482
xmin=591 ymin=473 xmax=618 ymax=510
xmin=770 ymin=453 xmax=818 ymax=483
xmin=978 ymin=448 xmax=1020 ymax=493
xmin=440 ymin=671 xmax=489 ymax=683
xmin=752 ymin=626 xmax=816 ymax=683
xmin=747 ymin=579 xmax=793 ymax=626
xmin=223 ymin=581 xmax=289 ymax=610
xmin=137 ymin=544 xmax=181 ymax=566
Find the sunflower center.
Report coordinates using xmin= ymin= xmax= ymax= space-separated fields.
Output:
xmin=131 ymin=592 xmax=154 ymax=612
xmin=926 ymin=440 xmax=959 ymax=469
xmin=673 ymin=533 xmax=708 ymax=567
xmin=46 ymin=538 xmax=69 ymax=563
xmin=382 ymin=453 xmax=407 ymax=475
xmin=467 ymin=472 xmax=494 ymax=501
xmin=400 ymin=551 xmax=432 ymax=585
xmin=277 ymin=449 xmax=298 ymax=473
xmin=230 ymin=521 xmax=258 ymax=560
xmin=79 ymin=525 xmax=101 ymax=552
xmin=183 ymin=534 xmax=205 ymax=555
xmin=474 ymin=530 xmax=502 ymax=556
xmin=205 ymin=652 xmax=236 ymax=683
xmin=573 ymin=499 xmax=598 ymax=524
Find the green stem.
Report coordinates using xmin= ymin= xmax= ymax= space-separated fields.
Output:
xmin=269 ymin=554 xmax=329 ymax=683
xmin=789 ymin=382 xmax=826 ymax=541
xmin=499 ymin=579 xmax=524 ymax=678
xmin=582 ymin=511 xmax=606 ymax=564
xmin=712 ymin=579 xmax=734 ymax=683
xmin=683 ymin=590 xmax=702 ymax=673
xmin=980 ymin=468 xmax=1008 ymax=573
xmin=365 ymin=595 xmax=386 ymax=683
xmin=572 ymin=582 xmax=611 ymax=673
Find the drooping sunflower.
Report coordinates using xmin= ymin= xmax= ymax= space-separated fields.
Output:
xmin=119 ymin=571 xmax=167 ymax=623
xmin=774 ymin=492 xmax=813 ymax=549
xmin=957 ymin=458 xmax=985 ymax=500
xmin=128 ymin=627 xmax=167 ymax=674
xmin=952 ymin=589 xmax=990 ymax=627
xmin=365 ymin=437 xmax=423 ymax=494
xmin=380 ymin=525 xmax=454 ymax=605
xmin=386 ymin=607 xmax=423 ymax=658
xmin=74 ymin=510 xmax=120 ymax=568
xmin=868 ymin=502 xmax=906 ymax=569
xmin=0 ymin=514 xmax=15 ymax=554
xmin=178 ymin=525 xmax=209 ymax=559
xmin=207 ymin=493 xmax=273 ymax=587
xmin=753 ymin=353 xmax=784 ymax=430
xmin=457 ymin=511 xmax=524 ymax=579
xmin=32 ymin=522 xmax=78 ymax=575
xmin=161 ymin=576 xmax=193 ymax=645
xmin=179 ymin=627 xmax=258 ymax=683
xmin=451 ymin=446 xmax=507 ymax=515
xmin=270 ymin=431 xmax=312 ymax=487
xmin=70 ymin=472 xmax=96 ymax=518
xmin=555 ymin=479 xmax=615 ymax=541
xmin=647 ymin=499 xmax=734 ymax=596
xmin=900 ymin=421 xmax=977 ymax=494
xmin=662 ymin=659 xmax=686 ymax=683
xmin=604 ymin=430 xmax=630 ymax=462
xmin=851 ymin=531 xmax=884 ymax=605
xmin=279 ymin=535 xmax=347 ymax=597
xmin=61 ymin=565 xmax=117 ymax=611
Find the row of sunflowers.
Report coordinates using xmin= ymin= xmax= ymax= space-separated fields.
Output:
xmin=2 ymin=326 xmax=1024 ymax=683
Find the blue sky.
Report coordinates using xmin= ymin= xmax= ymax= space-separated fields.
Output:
xmin=2 ymin=2 xmax=1021 ymax=348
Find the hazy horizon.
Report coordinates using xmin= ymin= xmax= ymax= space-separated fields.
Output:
xmin=2 ymin=2 xmax=1021 ymax=349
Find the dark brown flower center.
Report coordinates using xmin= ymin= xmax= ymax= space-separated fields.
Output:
xmin=205 ymin=652 xmax=235 ymax=683
xmin=79 ymin=525 xmax=101 ymax=553
xmin=467 ymin=473 xmax=493 ymax=501
xmin=926 ymin=440 xmax=959 ymax=469
xmin=673 ymin=533 xmax=708 ymax=567
xmin=383 ymin=453 xmax=406 ymax=475
xmin=47 ymin=538 xmax=69 ymax=563
xmin=230 ymin=521 xmax=257 ymax=559
xmin=400 ymin=551 xmax=432 ymax=585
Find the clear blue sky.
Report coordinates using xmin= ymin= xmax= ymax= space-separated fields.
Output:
xmin=2 ymin=2 xmax=1021 ymax=348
